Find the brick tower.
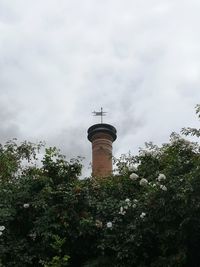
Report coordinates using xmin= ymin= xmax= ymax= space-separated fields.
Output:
xmin=87 ymin=123 xmax=117 ymax=177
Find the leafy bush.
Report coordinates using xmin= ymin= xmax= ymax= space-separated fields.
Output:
xmin=0 ymin=106 xmax=200 ymax=266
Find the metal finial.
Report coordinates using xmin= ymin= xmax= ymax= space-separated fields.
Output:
xmin=92 ymin=107 xmax=107 ymax=123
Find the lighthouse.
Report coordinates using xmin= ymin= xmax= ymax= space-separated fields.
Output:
xmin=87 ymin=108 xmax=117 ymax=177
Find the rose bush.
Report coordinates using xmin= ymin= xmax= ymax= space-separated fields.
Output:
xmin=0 ymin=106 xmax=200 ymax=266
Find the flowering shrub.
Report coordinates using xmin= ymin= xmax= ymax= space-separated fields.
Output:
xmin=1 ymin=107 xmax=200 ymax=266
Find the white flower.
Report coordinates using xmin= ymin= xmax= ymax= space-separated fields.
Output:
xmin=125 ymin=198 xmax=131 ymax=207
xmin=129 ymin=166 xmax=137 ymax=172
xmin=0 ymin=232 xmax=2 ymax=236
xmin=157 ymin=174 xmax=166 ymax=182
xmin=132 ymin=204 xmax=136 ymax=208
xmin=152 ymin=183 xmax=157 ymax=187
xmin=139 ymin=178 xmax=148 ymax=186
xmin=160 ymin=185 xmax=167 ymax=191
xmin=0 ymin=226 xmax=5 ymax=231
xmin=23 ymin=203 xmax=30 ymax=208
xmin=119 ymin=207 xmax=126 ymax=215
xmin=140 ymin=212 xmax=146 ymax=219
xmin=29 ymin=232 xmax=36 ymax=240
xmin=129 ymin=173 xmax=139 ymax=181
xmin=107 ymin=222 xmax=112 ymax=228
xmin=133 ymin=199 xmax=138 ymax=203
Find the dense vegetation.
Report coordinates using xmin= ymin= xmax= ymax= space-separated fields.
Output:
xmin=0 ymin=106 xmax=200 ymax=267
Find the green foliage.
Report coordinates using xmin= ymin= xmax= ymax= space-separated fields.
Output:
xmin=182 ymin=104 xmax=200 ymax=137
xmin=1 ymin=108 xmax=200 ymax=266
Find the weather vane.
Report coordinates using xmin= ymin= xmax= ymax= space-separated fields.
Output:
xmin=93 ymin=107 xmax=107 ymax=123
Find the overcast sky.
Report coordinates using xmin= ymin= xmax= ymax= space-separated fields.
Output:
xmin=0 ymin=0 xmax=200 ymax=176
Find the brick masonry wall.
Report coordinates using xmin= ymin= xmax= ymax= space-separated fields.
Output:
xmin=91 ymin=133 xmax=113 ymax=177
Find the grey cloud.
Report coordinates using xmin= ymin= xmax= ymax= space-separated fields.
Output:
xmin=0 ymin=0 xmax=200 ymax=176
xmin=0 ymin=103 xmax=20 ymax=143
